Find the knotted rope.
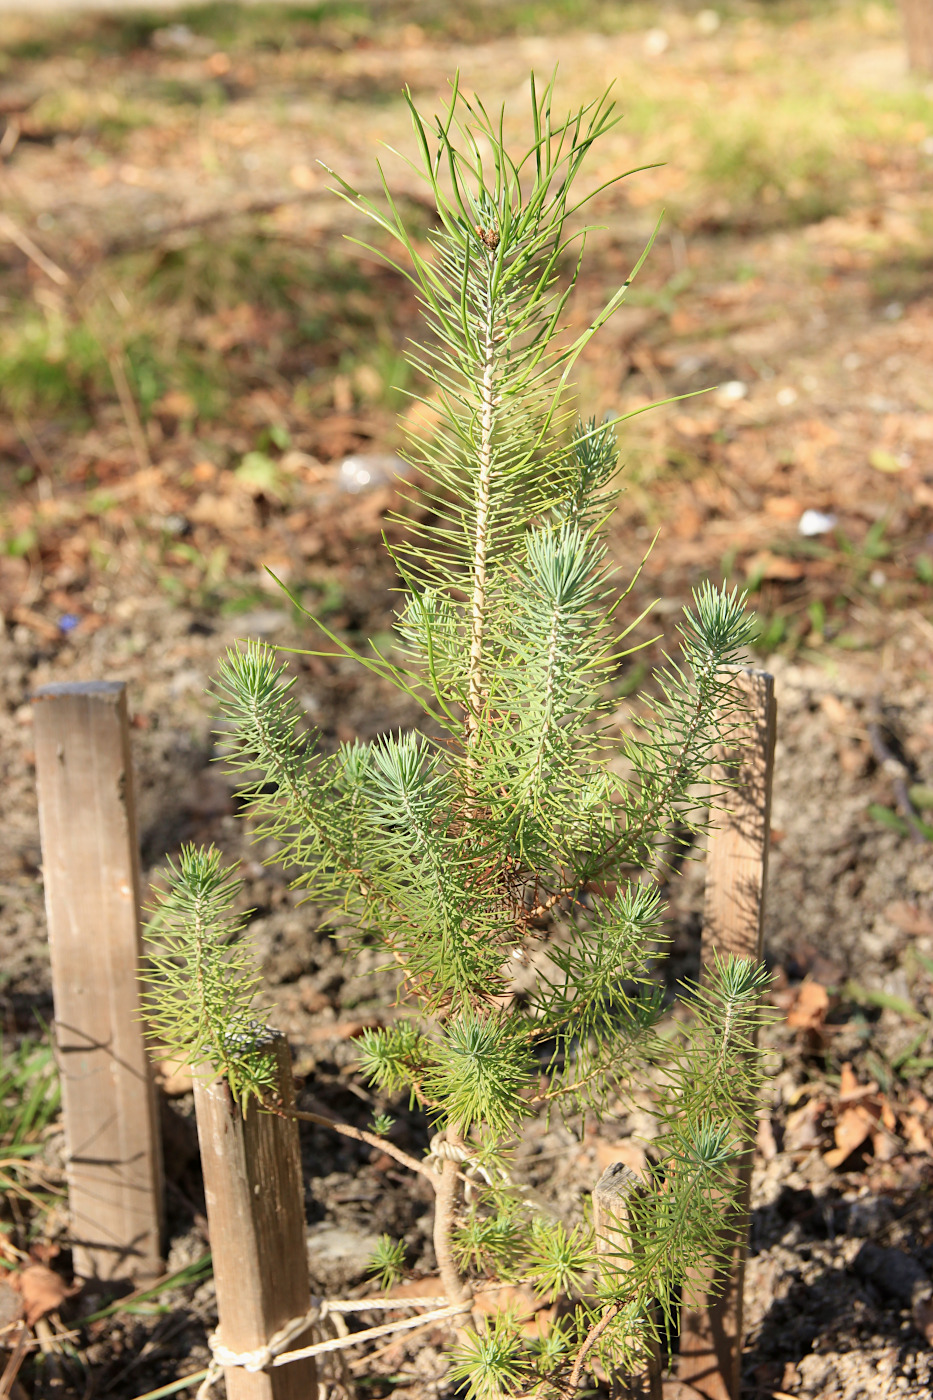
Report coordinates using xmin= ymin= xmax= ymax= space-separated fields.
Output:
xmin=195 ymin=1296 xmax=468 ymax=1396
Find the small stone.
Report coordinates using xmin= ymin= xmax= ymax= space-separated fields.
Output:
xmin=853 ymin=1243 xmax=930 ymax=1307
xmin=847 ymin=1195 xmax=895 ymax=1237
xmin=306 ymin=1224 xmax=385 ymax=1290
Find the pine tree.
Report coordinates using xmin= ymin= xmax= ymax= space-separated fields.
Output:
xmin=145 ymin=76 xmax=768 ymax=1395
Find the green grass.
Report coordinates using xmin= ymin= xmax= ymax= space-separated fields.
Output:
xmin=0 ymin=0 xmax=875 ymax=66
xmin=0 ymin=231 xmax=414 ymax=427
xmin=0 ymin=1034 xmax=63 ymax=1225
xmin=0 ymin=1036 xmax=61 ymax=1156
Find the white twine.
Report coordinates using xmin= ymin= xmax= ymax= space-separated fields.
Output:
xmin=196 ymin=1295 xmax=468 ymax=1396
xmin=424 ymin=1132 xmax=510 ymax=1201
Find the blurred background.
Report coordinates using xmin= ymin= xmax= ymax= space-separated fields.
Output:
xmin=1 ymin=3 xmax=933 ymax=1397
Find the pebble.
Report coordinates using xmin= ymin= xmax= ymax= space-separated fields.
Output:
xmin=306 ymin=1224 xmax=385 ymax=1290
xmin=853 ymin=1243 xmax=930 ymax=1307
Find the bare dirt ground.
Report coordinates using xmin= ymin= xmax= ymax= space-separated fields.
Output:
xmin=1 ymin=2 xmax=932 ymax=1397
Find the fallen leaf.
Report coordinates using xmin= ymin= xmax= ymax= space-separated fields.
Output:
xmin=869 ymin=448 xmax=907 ymax=474
xmin=473 ymin=1284 xmax=553 ymax=1339
xmin=838 ymin=1062 xmax=878 ymax=1104
xmin=820 ymin=694 xmax=850 ymax=727
xmin=745 ymin=550 xmax=805 ymax=582
xmin=871 ymin=1129 xmax=899 ymax=1163
xmin=671 ymin=504 xmax=704 ymax=540
xmin=307 ymin=1019 xmax=378 ymax=1043
xmin=10 ymin=607 xmax=61 ymax=643
xmin=901 ymin=1115 xmax=933 ymax=1154
xmin=784 ymin=1098 xmax=827 ymax=1153
xmin=824 ymin=1104 xmax=876 ymax=1168
xmin=289 ymin=163 xmax=319 ymax=191
xmin=12 ymin=1264 xmax=76 ymax=1326
xmin=839 ymin=1062 xmax=859 ymax=1098
xmin=153 ymin=391 xmax=196 ymax=420
xmin=786 ymin=980 xmax=829 ymax=1030
xmin=884 ymin=902 xmax=933 ymax=938
xmin=387 ymin=1276 xmax=445 ymax=1300
xmin=764 ymin=496 xmax=802 ymax=520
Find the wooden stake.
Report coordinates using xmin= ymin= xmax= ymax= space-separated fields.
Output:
xmin=593 ymin=1162 xmax=663 ymax=1400
xmin=193 ymin=1033 xmax=317 ymax=1400
xmin=32 ymin=681 xmax=164 ymax=1283
xmin=677 ymin=669 xmax=776 ymax=1400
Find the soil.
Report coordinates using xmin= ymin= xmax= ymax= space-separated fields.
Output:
xmin=1 ymin=3 xmax=932 ymax=1399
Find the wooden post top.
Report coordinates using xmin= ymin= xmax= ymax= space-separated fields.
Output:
xmin=32 ymin=680 xmax=127 ymax=702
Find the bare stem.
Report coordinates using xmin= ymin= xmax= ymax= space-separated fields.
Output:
xmin=466 ymin=285 xmax=498 ymax=743
xmin=559 ymin=1303 xmax=621 ymax=1398
xmin=274 ymin=1103 xmax=437 ymax=1182
xmin=432 ymin=1125 xmax=469 ymax=1305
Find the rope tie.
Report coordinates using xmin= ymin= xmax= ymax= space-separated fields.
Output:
xmin=211 ymin=1303 xmax=324 ymax=1371
xmin=195 ymin=1295 xmax=467 ymax=1397
xmin=424 ymin=1132 xmax=510 ymax=1200
xmin=196 ymin=1302 xmax=326 ymax=1395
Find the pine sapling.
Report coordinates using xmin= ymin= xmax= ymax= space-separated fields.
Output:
xmin=144 ymin=75 xmax=769 ymax=1397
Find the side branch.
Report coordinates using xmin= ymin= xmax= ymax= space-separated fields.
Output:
xmin=273 ymin=1103 xmax=437 ymax=1182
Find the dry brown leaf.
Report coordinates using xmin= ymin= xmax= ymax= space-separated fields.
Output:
xmin=12 ymin=1264 xmax=76 ymax=1326
xmin=307 ymin=1019 xmax=378 ymax=1043
xmin=901 ymin=1114 xmax=933 ymax=1154
xmin=838 ymin=1062 xmax=878 ymax=1104
xmin=839 ymin=1062 xmax=859 ymax=1098
xmin=474 ymin=1285 xmax=553 ymax=1339
xmin=784 ymin=1098 xmax=827 ymax=1153
xmin=820 ymin=694 xmax=850 ymax=727
xmin=824 ymin=1104 xmax=875 ymax=1168
xmin=387 ymin=1276 xmax=444 ymax=1301
xmin=744 ymin=550 xmax=805 ymax=582
xmin=871 ymin=1129 xmax=899 ymax=1163
xmin=289 ymin=163 xmax=318 ymax=191
xmin=764 ymin=495 xmax=802 ymax=520
xmin=884 ymin=902 xmax=933 ymax=938
xmin=786 ymin=980 xmax=829 ymax=1030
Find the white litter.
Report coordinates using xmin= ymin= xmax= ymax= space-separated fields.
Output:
xmin=798 ymin=509 xmax=837 ymax=538
xmin=338 ymin=454 xmax=406 ymax=494
xmin=717 ymin=380 xmax=748 ymax=403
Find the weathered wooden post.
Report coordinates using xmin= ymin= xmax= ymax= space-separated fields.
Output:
xmin=677 ymin=669 xmax=776 ymax=1400
xmin=193 ymin=1032 xmax=317 ymax=1400
xmin=32 ymin=680 xmax=164 ymax=1284
xmin=593 ymin=1162 xmax=663 ymax=1400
